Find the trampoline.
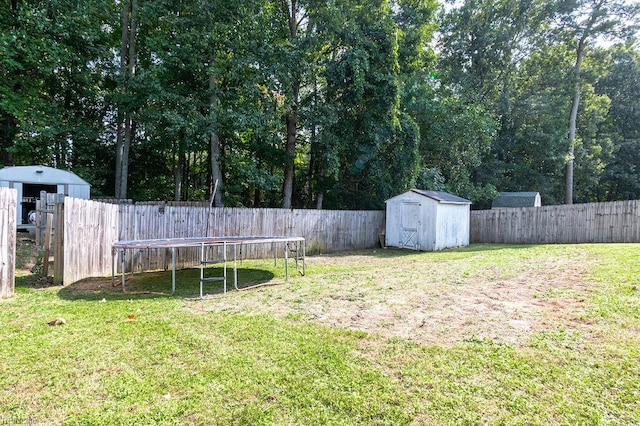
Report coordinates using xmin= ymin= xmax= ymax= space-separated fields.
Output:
xmin=111 ymin=236 xmax=305 ymax=297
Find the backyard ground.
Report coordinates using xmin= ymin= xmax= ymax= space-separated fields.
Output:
xmin=188 ymin=246 xmax=595 ymax=347
xmin=2 ymin=239 xmax=639 ymax=424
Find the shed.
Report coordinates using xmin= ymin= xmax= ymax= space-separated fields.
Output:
xmin=0 ymin=165 xmax=90 ymax=225
xmin=385 ymin=189 xmax=471 ymax=251
xmin=491 ymin=192 xmax=541 ymax=209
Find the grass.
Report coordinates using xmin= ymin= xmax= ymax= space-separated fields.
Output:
xmin=1 ymin=243 xmax=639 ymax=424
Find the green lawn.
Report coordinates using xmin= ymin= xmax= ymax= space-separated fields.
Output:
xmin=1 ymin=243 xmax=639 ymax=424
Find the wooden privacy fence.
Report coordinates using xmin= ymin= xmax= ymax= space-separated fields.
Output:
xmin=471 ymin=199 xmax=640 ymax=244
xmin=61 ymin=198 xmax=385 ymax=285
xmin=35 ymin=192 xmax=64 ymax=247
xmin=63 ymin=198 xmax=119 ymax=285
xmin=48 ymin=197 xmax=640 ymax=285
xmin=0 ymin=187 xmax=17 ymax=298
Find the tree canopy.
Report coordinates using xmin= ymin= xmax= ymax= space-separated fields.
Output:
xmin=1 ymin=0 xmax=638 ymax=208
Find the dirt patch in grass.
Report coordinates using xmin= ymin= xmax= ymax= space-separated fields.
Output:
xmin=16 ymin=235 xmax=39 ymax=273
xmin=57 ymin=246 xmax=599 ymax=347
xmin=15 ymin=235 xmax=56 ymax=286
xmin=189 ymin=248 xmax=597 ymax=347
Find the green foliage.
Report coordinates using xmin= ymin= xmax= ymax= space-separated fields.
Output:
xmin=2 ymin=0 xmax=639 ymax=206
xmin=594 ymin=43 xmax=640 ymax=201
xmin=0 ymin=0 xmax=117 ymax=175
xmin=437 ymin=0 xmax=640 ymax=205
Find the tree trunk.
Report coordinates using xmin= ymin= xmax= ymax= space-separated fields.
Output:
xmin=281 ymin=0 xmax=299 ymax=209
xmin=315 ymin=192 xmax=324 ymax=210
xmin=1 ymin=116 xmax=16 ymax=166
xmin=565 ymin=35 xmax=586 ymax=205
xmin=310 ymin=75 xmax=324 ymax=210
xmin=115 ymin=0 xmax=136 ymax=199
xmin=120 ymin=114 xmax=132 ymax=198
xmin=254 ymin=188 xmax=261 ymax=207
xmin=174 ymin=150 xmax=182 ymax=201
xmin=565 ymin=91 xmax=580 ymax=205
xmin=565 ymin=1 xmax=603 ymax=204
xmin=209 ymin=64 xmax=224 ymax=207
xmin=115 ymin=1 xmax=128 ymax=198
xmin=282 ymin=84 xmax=298 ymax=209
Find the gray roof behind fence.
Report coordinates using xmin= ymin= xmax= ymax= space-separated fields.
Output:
xmin=0 ymin=165 xmax=90 ymax=186
xmin=410 ymin=189 xmax=472 ymax=204
xmin=492 ymin=192 xmax=540 ymax=208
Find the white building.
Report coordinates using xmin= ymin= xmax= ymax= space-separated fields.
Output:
xmin=385 ymin=189 xmax=471 ymax=251
xmin=491 ymin=192 xmax=542 ymax=209
xmin=0 ymin=165 xmax=90 ymax=226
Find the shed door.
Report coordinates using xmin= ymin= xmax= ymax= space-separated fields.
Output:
xmin=400 ymin=202 xmax=420 ymax=250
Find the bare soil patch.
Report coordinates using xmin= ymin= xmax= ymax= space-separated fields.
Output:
xmin=190 ymin=249 xmax=596 ymax=347
xmin=16 ymin=235 xmax=39 ymax=272
xmin=15 ymin=235 xmax=57 ymax=286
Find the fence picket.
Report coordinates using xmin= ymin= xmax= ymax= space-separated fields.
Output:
xmin=35 ymin=197 xmax=640 ymax=285
xmin=60 ymin=200 xmax=385 ymax=284
xmin=0 ymin=188 xmax=17 ymax=298
xmin=470 ymin=200 xmax=640 ymax=244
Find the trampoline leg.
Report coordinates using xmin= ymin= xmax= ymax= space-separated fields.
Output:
xmin=111 ymin=249 xmax=115 ymax=287
xmin=172 ymin=247 xmax=176 ymax=295
xmin=120 ymin=249 xmax=126 ymax=292
xmin=200 ymin=243 xmax=204 ymax=299
xmin=285 ymin=242 xmax=289 ymax=281
xmin=233 ymin=244 xmax=238 ymax=290
xmin=223 ymin=242 xmax=227 ymax=294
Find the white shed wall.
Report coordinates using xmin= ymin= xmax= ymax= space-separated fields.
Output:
xmin=0 ymin=169 xmax=90 ymax=225
xmin=534 ymin=193 xmax=542 ymax=207
xmin=11 ymin=183 xmax=23 ymax=205
xmin=66 ymin=184 xmax=90 ymax=199
xmin=434 ymin=203 xmax=470 ymax=250
xmin=417 ymin=198 xmax=438 ymax=251
xmin=385 ymin=190 xmax=471 ymax=252
xmin=385 ymin=191 xmax=427 ymax=249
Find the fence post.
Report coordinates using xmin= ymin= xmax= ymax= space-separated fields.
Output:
xmin=53 ymin=195 xmax=65 ymax=285
xmin=42 ymin=213 xmax=53 ymax=278
xmin=36 ymin=190 xmax=47 ymax=247
xmin=0 ymin=188 xmax=17 ymax=298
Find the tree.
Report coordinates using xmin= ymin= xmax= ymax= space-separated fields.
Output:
xmin=0 ymin=0 xmax=117 ymax=177
xmin=437 ymin=0 xmax=555 ymax=204
xmin=114 ymin=0 xmax=138 ymax=199
xmin=279 ymin=0 xmax=302 ymax=209
xmin=555 ymin=0 xmax=639 ymax=203
xmin=595 ymin=42 xmax=640 ymax=201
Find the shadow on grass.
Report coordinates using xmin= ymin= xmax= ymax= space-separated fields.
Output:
xmin=452 ymin=243 xmax=534 ymax=252
xmin=320 ymin=243 xmax=532 ymax=258
xmin=57 ymin=267 xmax=276 ymax=301
xmin=15 ymin=274 xmax=40 ymax=289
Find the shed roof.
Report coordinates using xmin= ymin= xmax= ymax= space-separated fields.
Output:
xmin=492 ymin=192 xmax=540 ymax=208
xmin=0 ymin=165 xmax=90 ymax=186
xmin=387 ymin=189 xmax=471 ymax=205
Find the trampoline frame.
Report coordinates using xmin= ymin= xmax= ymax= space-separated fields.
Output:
xmin=111 ymin=236 xmax=305 ymax=297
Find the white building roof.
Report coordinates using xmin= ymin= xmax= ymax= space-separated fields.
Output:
xmin=386 ymin=189 xmax=471 ymax=205
xmin=410 ymin=189 xmax=472 ymax=204
xmin=0 ymin=165 xmax=90 ymax=186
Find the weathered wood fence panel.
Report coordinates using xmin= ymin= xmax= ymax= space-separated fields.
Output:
xmin=54 ymin=197 xmax=640 ymax=284
xmin=0 ymin=187 xmax=17 ymax=298
xmin=63 ymin=198 xmax=119 ymax=285
xmin=117 ymin=206 xmax=385 ymax=273
xmin=61 ymin=199 xmax=385 ymax=281
xmin=471 ymin=200 xmax=640 ymax=243
xmin=35 ymin=192 xmax=62 ymax=247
